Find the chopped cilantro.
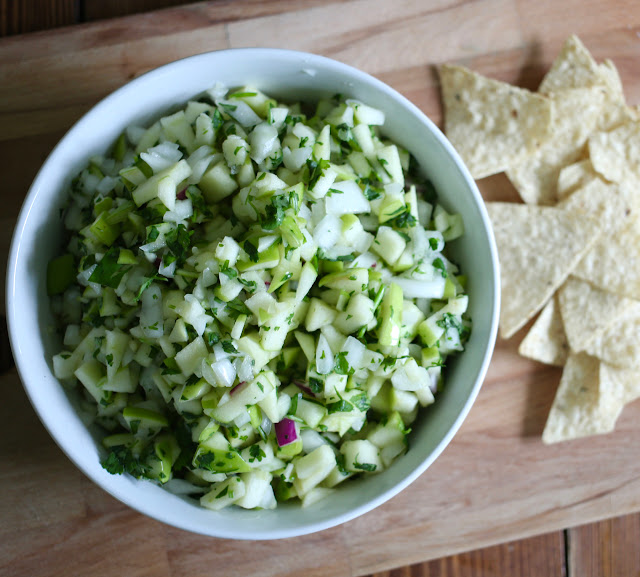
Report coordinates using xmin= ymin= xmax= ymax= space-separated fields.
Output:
xmin=249 ymin=444 xmax=266 ymax=463
xmin=101 ymin=446 xmax=148 ymax=478
xmin=221 ymin=340 xmax=238 ymax=354
xmin=350 ymin=392 xmax=370 ymax=412
xmin=308 ymin=377 xmax=324 ymax=393
xmin=243 ymin=240 xmax=259 ymax=262
xmin=353 ymin=459 xmax=377 ymax=472
xmin=220 ymin=260 xmax=238 ymax=278
xmin=326 ymin=399 xmax=354 ymax=414
xmin=433 ymin=258 xmax=447 ymax=278
xmin=306 ymin=158 xmax=331 ymax=189
xmin=164 ymin=224 xmax=193 ymax=267
xmin=88 ymin=247 xmax=130 ymax=289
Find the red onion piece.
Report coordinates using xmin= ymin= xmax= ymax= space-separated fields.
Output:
xmin=293 ymin=379 xmax=315 ymax=397
xmin=230 ymin=381 xmax=246 ymax=396
xmin=275 ymin=418 xmax=298 ymax=447
xmin=177 ymin=187 xmax=187 ymax=200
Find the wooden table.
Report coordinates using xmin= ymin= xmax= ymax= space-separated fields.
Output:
xmin=2 ymin=2 xmax=640 ymax=576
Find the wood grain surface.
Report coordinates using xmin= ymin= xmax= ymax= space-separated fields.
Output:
xmin=2 ymin=2 xmax=640 ymax=577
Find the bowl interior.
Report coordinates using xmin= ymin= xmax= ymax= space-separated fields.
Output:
xmin=7 ymin=48 xmax=499 ymax=539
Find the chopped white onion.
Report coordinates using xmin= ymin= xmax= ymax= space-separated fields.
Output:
xmin=236 ymin=355 xmax=254 ymax=383
xmin=207 ymin=82 xmax=228 ymax=102
xmin=96 ymin=176 xmax=117 ymax=195
xmin=187 ymin=145 xmax=217 ymax=184
xmin=211 ymin=358 xmax=236 ymax=387
xmin=140 ymin=141 xmax=182 ymax=173
xmin=81 ymin=171 xmax=101 ymax=195
xmin=158 ymin=259 xmax=176 ymax=279
xmin=163 ymin=198 xmax=193 ymax=224
xmin=249 ymin=123 xmax=279 ymax=164
xmin=392 ymin=276 xmax=446 ymax=299
xmin=219 ymin=100 xmax=262 ymax=127
xmin=213 ymin=343 xmax=229 ymax=361
xmin=428 ymin=366 xmax=441 ymax=393
xmin=282 ymin=146 xmax=313 ymax=172
xmin=316 ymin=334 xmax=333 ymax=375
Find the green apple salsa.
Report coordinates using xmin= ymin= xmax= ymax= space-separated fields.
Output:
xmin=48 ymin=85 xmax=471 ymax=510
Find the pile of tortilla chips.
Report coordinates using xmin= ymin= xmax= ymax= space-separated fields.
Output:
xmin=440 ymin=35 xmax=640 ymax=444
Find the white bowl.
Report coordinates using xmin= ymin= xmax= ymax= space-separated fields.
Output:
xmin=6 ymin=48 xmax=499 ymax=540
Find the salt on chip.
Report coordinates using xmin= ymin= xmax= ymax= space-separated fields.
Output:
xmin=487 ymin=202 xmax=601 ymax=339
xmin=556 ymin=159 xmax=597 ymax=201
xmin=589 ymin=120 xmax=640 ymax=185
xmin=439 ymin=64 xmax=553 ymax=179
xmin=573 ymin=214 xmax=640 ymax=300
xmin=557 ymin=277 xmax=631 ymax=353
xmin=542 ymin=352 xmax=624 ymax=444
xmin=518 ymin=296 xmax=568 ymax=366
xmin=506 ymin=87 xmax=605 ymax=205
xmin=585 ymin=299 xmax=640 ymax=370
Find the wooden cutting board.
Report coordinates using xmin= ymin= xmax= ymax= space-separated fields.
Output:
xmin=3 ymin=2 xmax=640 ymax=576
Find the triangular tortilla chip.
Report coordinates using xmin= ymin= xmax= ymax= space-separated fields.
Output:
xmin=487 ymin=202 xmax=601 ymax=339
xmin=542 ymin=352 xmax=625 ymax=443
xmin=589 ymin=120 xmax=640 ymax=185
xmin=585 ymin=299 xmax=640 ymax=370
xmin=539 ymin=36 xmax=630 ymax=133
xmin=506 ymin=87 xmax=605 ymax=205
xmin=558 ymin=277 xmax=632 ymax=353
xmin=573 ymin=215 xmax=640 ymax=300
xmin=539 ymin=35 xmax=610 ymax=95
xmin=518 ymin=296 xmax=568 ymax=366
xmin=558 ymin=177 xmax=635 ymax=237
xmin=439 ymin=64 xmax=553 ymax=179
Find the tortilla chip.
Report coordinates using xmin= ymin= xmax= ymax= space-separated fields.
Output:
xmin=542 ymin=352 xmax=624 ymax=443
xmin=573 ymin=215 xmax=640 ymax=300
xmin=585 ymin=300 xmax=640 ymax=370
xmin=487 ymin=202 xmax=601 ymax=339
xmin=599 ymin=59 xmax=625 ymax=100
xmin=539 ymin=35 xmax=608 ymax=94
xmin=556 ymin=159 xmax=597 ymax=201
xmin=439 ymin=64 xmax=553 ymax=179
xmin=558 ymin=177 xmax=634 ymax=234
xmin=602 ymin=362 xmax=640 ymax=404
xmin=558 ymin=277 xmax=631 ymax=353
xmin=600 ymin=362 xmax=636 ymax=409
xmin=589 ymin=120 xmax=640 ymax=185
xmin=506 ymin=87 xmax=605 ymax=205
xmin=518 ymin=296 xmax=568 ymax=366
